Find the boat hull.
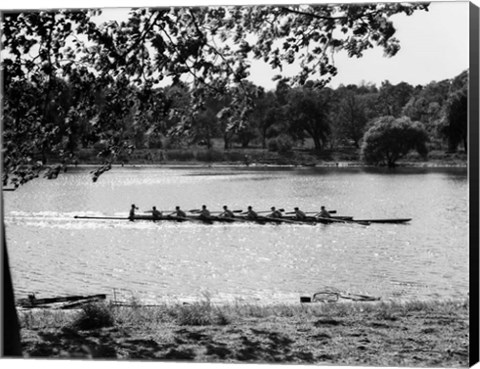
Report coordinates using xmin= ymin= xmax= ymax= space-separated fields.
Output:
xmin=353 ymin=218 xmax=412 ymax=224
xmin=74 ymin=215 xmax=411 ymax=225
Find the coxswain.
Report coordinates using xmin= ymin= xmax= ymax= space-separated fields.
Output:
xmin=246 ymin=206 xmax=258 ymax=220
xmin=151 ymin=206 xmax=162 ymax=221
xmin=172 ymin=206 xmax=187 ymax=218
xmin=199 ymin=205 xmax=211 ymax=220
xmin=220 ymin=205 xmax=235 ymax=218
xmin=317 ymin=206 xmax=331 ymax=218
xmin=269 ymin=206 xmax=282 ymax=218
xmin=293 ymin=207 xmax=306 ymax=220
xmin=129 ymin=204 xmax=139 ymax=221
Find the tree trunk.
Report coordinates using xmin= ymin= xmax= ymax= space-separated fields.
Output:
xmin=2 ymin=222 xmax=22 ymax=356
xmin=262 ymin=127 xmax=268 ymax=149
xmin=224 ymin=133 xmax=230 ymax=150
xmin=41 ymin=148 xmax=48 ymax=165
xmin=312 ymin=135 xmax=322 ymax=153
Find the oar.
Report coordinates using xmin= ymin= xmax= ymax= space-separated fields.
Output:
xmin=189 ymin=209 xmax=243 ymax=214
xmin=285 ymin=210 xmax=337 ymax=215
xmin=74 ymin=214 xmax=205 ymax=224
xmin=144 ymin=210 xmax=177 ymax=214
xmin=257 ymin=208 xmax=285 ymax=214
xmin=210 ymin=210 xmax=243 ymax=214
xmin=74 ymin=216 xmax=128 ymax=220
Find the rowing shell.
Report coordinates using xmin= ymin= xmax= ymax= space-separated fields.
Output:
xmin=73 ymin=215 xmax=411 ymax=225
xmin=351 ymin=218 xmax=412 ymax=224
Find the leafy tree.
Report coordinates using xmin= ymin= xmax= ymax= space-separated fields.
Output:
xmin=333 ymin=88 xmax=368 ymax=147
xmin=216 ymin=81 xmax=263 ymax=149
xmin=267 ymin=134 xmax=294 ymax=155
xmin=188 ymin=95 xmax=224 ymax=149
xmin=286 ymin=86 xmax=334 ymax=153
xmin=439 ymin=70 xmax=468 ymax=152
xmin=248 ymin=90 xmax=287 ymax=149
xmin=402 ymin=79 xmax=451 ymax=138
xmin=361 ymin=116 xmax=429 ymax=167
xmin=377 ymin=81 xmax=414 ymax=117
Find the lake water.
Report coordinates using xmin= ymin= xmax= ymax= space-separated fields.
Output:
xmin=3 ymin=166 xmax=469 ymax=304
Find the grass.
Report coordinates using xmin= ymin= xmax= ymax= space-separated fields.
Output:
xmin=18 ymin=298 xmax=469 ymax=365
xmin=19 ymin=298 xmax=468 ymax=329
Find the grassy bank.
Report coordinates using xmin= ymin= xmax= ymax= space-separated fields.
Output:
xmin=18 ymin=298 xmax=469 ymax=366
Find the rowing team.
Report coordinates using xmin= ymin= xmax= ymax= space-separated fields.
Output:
xmin=128 ymin=204 xmax=332 ymax=221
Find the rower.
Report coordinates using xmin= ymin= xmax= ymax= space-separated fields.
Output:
xmin=246 ymin=206 xmax=258 ymax=220
xmin=151 ymin=206 xmax=162 ymax=221
xmin=171 ymin=206 xmax=187 ymax=218
xmin=129 ymin=204 xmax=139 ymax=221
xmin=317 ymin=206 xmax=331 ymax=218
xmin=199 ymin=205 xmax=211 ymax=220
xmin=269 ymin=206 xmax=282 ymax=218
xmin=293 ymin=207 xmax=306 ymax=220
xmin=220 ymin=205 xmax=235 ymax=218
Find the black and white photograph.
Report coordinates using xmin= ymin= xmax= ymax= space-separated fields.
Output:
xmin=1 ymin=0 xmax=478 ymax=366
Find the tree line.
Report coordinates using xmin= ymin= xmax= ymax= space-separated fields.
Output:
xmin=4 ymin=65 xmax=468 ymax=171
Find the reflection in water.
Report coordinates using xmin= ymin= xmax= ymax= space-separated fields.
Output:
xmin=4 ymin=166 xmax=468 ymax=304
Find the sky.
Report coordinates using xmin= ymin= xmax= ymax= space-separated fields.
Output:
xmin=0 ymin=0 xmax=474 ymax=90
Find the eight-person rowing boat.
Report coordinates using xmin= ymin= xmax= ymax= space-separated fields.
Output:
xmin=74 ymin=205 xmax=411 ymax=225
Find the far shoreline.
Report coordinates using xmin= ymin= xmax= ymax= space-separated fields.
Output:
xmin=35 ymin=146 xmax=468 ymax=174
xmin=65 ymin=159 xmax=468 ymax=170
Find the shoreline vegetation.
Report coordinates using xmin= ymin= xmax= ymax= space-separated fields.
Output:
xmin=18 ymin=298 xmax=469 ymax=366
xmin=64 ymin=146 xmax=468 ymax=169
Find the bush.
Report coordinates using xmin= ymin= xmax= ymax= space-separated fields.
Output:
xmin=163 ymin=137 xmax=184 ymax=150
xmin=77 ymin=149 xmax=96 ymax=162
xmin=361 ymin=116 xmax=429 ymax=167
xmin=196 ymin=149 xmax=225 ymax=162
xmin=176 ymin=300 xmax=231 ymax=326
xmin=267 ymin=134 xmax=294 ymax=155
xmin=165 ymin=150 xmax=195 ymax=161
xmin=92 ymin=141 xmax=108 ymax=152
xmin=223 ymin=151 xmax=247 ymax=162
xmin=70 ymin=303 xmax=115 ymax=331
xmin=147 ymin=135 xmax=163 ymax=149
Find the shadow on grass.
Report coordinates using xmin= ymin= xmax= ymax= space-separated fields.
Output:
xmin=27 ymin=327 xmax=118 ymax=358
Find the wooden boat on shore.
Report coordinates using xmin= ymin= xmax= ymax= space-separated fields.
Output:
xmin=17 ymin=294 xmax=106 ymax=309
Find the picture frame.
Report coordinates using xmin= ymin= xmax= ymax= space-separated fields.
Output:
xmin=2 ymin=0 xmax=479 ymax=367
